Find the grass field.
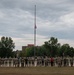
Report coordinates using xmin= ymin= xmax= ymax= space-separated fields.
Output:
xmin=0 ymin=67 xmax=74 ymax=75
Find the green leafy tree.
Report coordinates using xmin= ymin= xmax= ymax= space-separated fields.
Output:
xmin=43 ymin=37 xmax=59 ymax=57
xmin=0 ymin=36 xmax=15 ymax=58
xmin=36 ymin=46 xmax=46 ymax=57
xmin=57 ymin=43 xmax=61 ymax=56
xmin=25 ymin=46 xmax=35 ymax=57
xmin=20 ymin=46 xmax=46 ymax=57
xmin=69 ymin=47 xmax=74 ymax=57
xmin=59 ymin=44 xmax=70 ymax=57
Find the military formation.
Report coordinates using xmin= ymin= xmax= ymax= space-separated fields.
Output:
xmin=0 ymin=57 xmax=73 ymax=67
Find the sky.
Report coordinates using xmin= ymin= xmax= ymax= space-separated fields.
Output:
xmin=0 ymin=0 xmax=74 ymax=50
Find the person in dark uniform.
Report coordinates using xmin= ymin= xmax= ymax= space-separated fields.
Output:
xmin=50 ymin=57 xmax=54 ymax=66
xmin=70 ymin=58 xmax=73 ymax=67
xmin=17 ymin=57 xmax=20 ymax=67
xmin=64 ymin=58 xmax=67 ymax=67
xmin=25 ymin=57 xmax=28 ymax=67
xmin=42 ymin=57 xmax=44 ymax=66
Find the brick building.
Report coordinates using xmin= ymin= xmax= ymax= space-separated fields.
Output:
xmin=22 ymin=44 xmax=34 ymax=51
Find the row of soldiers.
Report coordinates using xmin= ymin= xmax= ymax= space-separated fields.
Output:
xmin=14 ymin=57 xmax=74 ymax=67
xmin=14 ymin=57 xmax=28 ymax=67
xmin=45 ymin=57 xmax=73 ymax=67
xmin=0 ymin=57 xmax=73 ymax=67
xmin=56 ymin=57 xmax=73 ymax=67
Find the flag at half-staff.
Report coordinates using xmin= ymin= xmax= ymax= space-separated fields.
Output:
xmin=34 ymin=5 xmax=37 ymax=57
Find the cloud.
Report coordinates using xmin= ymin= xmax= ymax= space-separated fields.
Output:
xmin=0 ymin=8 xmax=34 ymax=37
xmin=0 ymin=0 xmax=74 ymax=50
xmin=59 ymin=39 xmax=74 ymax=47
xmin=60 ymin=12 xmax=74 ymax=26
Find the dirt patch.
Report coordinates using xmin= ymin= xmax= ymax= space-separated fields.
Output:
xmin=0 ymin=67 xmax=74 ymax=75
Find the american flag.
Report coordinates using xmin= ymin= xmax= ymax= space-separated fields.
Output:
xmin=35 ymin=24 xmax=37 ymax=29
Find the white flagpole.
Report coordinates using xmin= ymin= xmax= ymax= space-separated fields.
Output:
xmin=34 ymin=5 xmax=36 ymax=57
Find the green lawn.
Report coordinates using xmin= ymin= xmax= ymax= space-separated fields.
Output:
xmin=0 ymin=67 xmax=74 ymax=75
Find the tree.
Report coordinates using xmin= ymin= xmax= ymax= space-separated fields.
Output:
xmin=59 ymin=44 xmax=70 ymax=57
xmin=0 ymin=36 xmax=15 ymax=58
xmin=43 ymin=37 xmax=59 ymax=57
xmin=36 ymin=46 xmax=46 ymax=57
xmin=69 ymin=47 xmax=74 ymax=57
xmin=24 ymin=46 xmax=35 ymax=57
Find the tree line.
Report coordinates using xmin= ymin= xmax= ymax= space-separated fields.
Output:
xmin=20 ymin=37 xmax=74 ymax=57
xmin=0 ymin=36 xmax=74 ymax=58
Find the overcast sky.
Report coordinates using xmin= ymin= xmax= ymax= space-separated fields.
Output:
xmin=0 ymin=0 xmax=74 ymax=50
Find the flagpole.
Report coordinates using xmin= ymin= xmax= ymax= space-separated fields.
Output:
xmin=34 ymin=5 xmax=36 ymax=57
